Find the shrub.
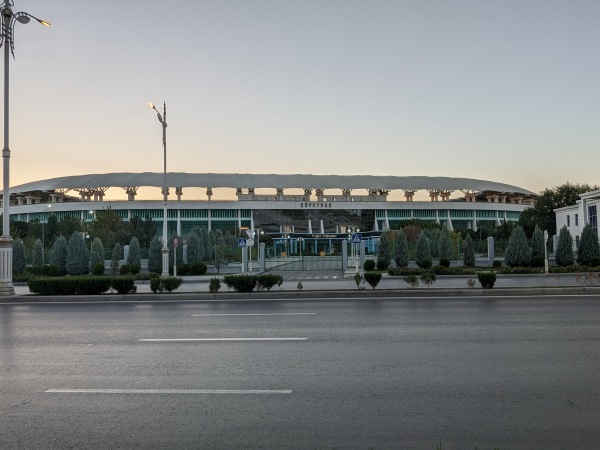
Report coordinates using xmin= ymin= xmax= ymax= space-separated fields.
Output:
xmin=555 ymin=226 xmax=574 ymax=267
xmin=403 ymin=274 xmax=419 ymax=288
xmin=33 ymin=239 xmax=44 ymax=266
xmin=111 ymin=243 xmax=122 ymax=275
xmin=438 ymin=229 xmax=453 ymax=261
xmin=420 ymin=271 xmax=436 ymax=288
xmin=492 ymin=260 xmax=502 ymax=269
xmin=223 ymin=275 xmax=257 ymax=293
xmin=209 ymin=277 xmax=221 ymax=293
xmin=363 ymin=259 xmax=376 ymax=271
xmin=439 ymin=258 xmax=450 ymax=268
xmin=119 ymin=264 xmax=132 ymax=275
xmin=419 ymin=259 xmax=432 ymax=269
xmin=176 ymin=263 xmax=190 ymax=276
xmin=26 ymin=265 xmax=60 ymax=277
xmin=111 ymin=276 xmax=136 ymax=294
xmin=147 ymin=235 xmax=162 ymax=274
xmin=129 ymin=263 xmax=141 ymax=275
xmin=257 ymin=274 xmax=283 ymax=291
xmin=127 ymin=236 xmax=142 ymax=267
xmin=90 ymin=237 xmax=105 ymax=270
xmin=188 ymin=262 xmax=207 ymax=275
xmin=92 ymin=262 xmax=105 ymax=276
xmin=530 ymin=255 xmax=544 ymax=268
xmin=376 ymin=258 xmax=389 ymax=271
xmin=150 ymin=277 xmax=162 ymax=293
xmin=162 ymin=277 xmax=182 ymax=293
xmin=592 ymin=257 xmax=600 ymax=267
xmin=28 ymin=276 xmax=111 ymax=296
xmin=364 ymin=271 xmax=382 ymax=289
xmin=477 ymin=272 xmax=497 ymax=289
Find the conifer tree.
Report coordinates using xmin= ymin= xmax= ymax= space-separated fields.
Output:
xmin=91 ymin=237 xmax=105 ymax=268
xmin=577 ymin=224 xmax=600 ymax=266
xmin=555 ymin=226 xmax=574 ymax=267
xmin=13 ymin=239 xmax=26 ymax=275
xmin=416 ymin=232 xmax=431 ymax=268
xmin=111 ymin=243 xmax=122 ymax=274
xmin=147 ymin=234 xmax=162 ymax=274
xmin=438 ymin=228 xmax=452 ymax=260
xmin=463 ymin=234 xmax=475 ymax=267
xmin=66 ymin=231 xmax=89 ymax=275
xmin=531 ymin=226 xmax=545 ymax=259
xmin=200 ymin=227 xmax=211 ymax=262
xmin=377 ymin=231 xmax=393 ymax=269
xmin=186 ymin=231 xmax=201 ymax=264
xmin=50 ymin=235 xmax=68 ymax=275
xmin=394 ymin=229 xmax=409 ymax=268
xmin=127 ymin=236 xmax=141 ymax=267
xmin=32 ymin=238 xmax=43 ymax=266
xmin=504 ymin=226 xmax=532 ymax=267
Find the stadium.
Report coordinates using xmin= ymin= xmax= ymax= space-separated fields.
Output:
xmin=3 ymin=172 xmax=537 ymax=258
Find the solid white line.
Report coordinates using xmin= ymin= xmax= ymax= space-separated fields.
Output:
xmin=191 ymin=313 xmax=315 ymax=316
xmin=139 ymin=338 xmax=307 ymax=342
xmin=46 ymin=389 xmax=292 ymax=394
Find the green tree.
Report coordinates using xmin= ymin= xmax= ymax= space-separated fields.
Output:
xmin=438 ymin=228 xmax=452 ymax=260
xmin=531 ymin=226 xmax=545 ymax=259
xmin=127 ymin=236 xmax=141 ymax=267
xmin=377 ymin=231 xmax=393 ymax=269
xmin=555 ymin=226 xmax=574 ymax=267
xmin=200 ymin=227 xmax=211 ymax=262
xmin=32 ymin=238 xmax=44 ymax=266
xmin=504 ymin=226 xmax=532 ymax=267
xmin=214 ymin=230 xmax=225 ymax=273
xmin=66 ymin=231 xmax=89 ymax=275
xmin=129 ymin=215 xmax=156 ymax=250
xmin=415 ymin=232 xmax=431 ymax=268
xmin=49 ymin=235 xmax=68 ymax=275
xmin=110 ymin=243 xmax=122 ymax=274
xmin=394 ymin=229 xmax=409 ymax=268
xmin=462 ymin=234 xmax=475 ymax=268
xmin=13 ymin=239 xmax=26 ymax=275
xmin=577 ymin=224 xmax=600 ymax=266
xmin=57 ymin=216 xmax=83 ymax=242
xmin=91 ymin=237 xmax=105 ymax=268
xmin=147 ymin=234 xmax=162 ymax=274
xmin=186 ymin=231 xmax=202 ymax=264
xmin=519 ymin=182 xmax=599 ymax=236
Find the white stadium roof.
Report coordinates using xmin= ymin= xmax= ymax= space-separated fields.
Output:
xmin=8 ymin=172 xmax=538 ymax=196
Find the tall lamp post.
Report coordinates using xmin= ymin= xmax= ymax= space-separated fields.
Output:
xmin=0 ymin=1 xmax=49 ymax=295
xmin=148 ymin=101 xmax=169 ymax=277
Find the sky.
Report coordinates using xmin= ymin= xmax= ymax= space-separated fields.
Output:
xmin=4 ymin=0 xmax=600 ymax=200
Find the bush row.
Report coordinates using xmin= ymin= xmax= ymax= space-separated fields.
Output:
xmin=149 ymin=276 xmax=183 ymax=293
xmin=28 ymin=276 xmax=136 ymax=296
xmin=222 ymin=274 xmax=284 ymax=293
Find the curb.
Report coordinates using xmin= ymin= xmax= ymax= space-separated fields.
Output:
xmin=2 ymin=286 xmax=600 ymax=303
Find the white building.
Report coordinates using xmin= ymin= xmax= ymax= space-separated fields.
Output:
xmin=555 ymin=189 xmax=600 ymax=248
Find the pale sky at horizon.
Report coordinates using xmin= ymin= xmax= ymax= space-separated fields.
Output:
xmin=4 ymin=0 xmax=600 ymax=200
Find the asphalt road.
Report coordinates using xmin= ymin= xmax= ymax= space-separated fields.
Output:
xmin=1 ymin=296 xmax=599 ymax=449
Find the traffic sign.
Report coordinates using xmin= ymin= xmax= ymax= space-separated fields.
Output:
xmin=238 ymin=238 xmax=247 ymax=248
xmin=247 ymin=238 xmax=255 ymax=247
xmin=351 ymin=233 xmax=362 ymax=244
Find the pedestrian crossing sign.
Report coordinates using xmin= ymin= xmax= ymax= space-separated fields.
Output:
xmin=351 ymin=233 xmax=362 ymax=244
xmin=238 ymin=238 xmax=247 ymax=248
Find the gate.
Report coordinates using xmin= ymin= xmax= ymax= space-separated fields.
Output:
xmin=264 ymin=238 xmax=344 ymax=271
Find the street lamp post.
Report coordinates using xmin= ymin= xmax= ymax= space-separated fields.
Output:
xmin=0 ymin=1 xmax=49 ymax=295
xmin=148 ymin=101 xmax=169 ymax=277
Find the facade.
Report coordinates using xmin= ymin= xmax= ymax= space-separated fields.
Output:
xmin=555 ymin=189 xmax=600 ymax=248
xmin=2 ymin=172 xmax=537 ymax=254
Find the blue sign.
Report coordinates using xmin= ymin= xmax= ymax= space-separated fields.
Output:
xmin=238 ymin=238 xmax=247 ymax=248
xmin=351 ymin=233 xmax=362 ymax=244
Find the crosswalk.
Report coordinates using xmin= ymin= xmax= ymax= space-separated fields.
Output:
xmin=282 ymin=275 xmax=339 ymax=280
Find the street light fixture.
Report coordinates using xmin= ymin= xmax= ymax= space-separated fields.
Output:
xmin=0 ymin=0 xmax=49 ymax=295
xmin=148 ymin=101 xmax=169 ymax=277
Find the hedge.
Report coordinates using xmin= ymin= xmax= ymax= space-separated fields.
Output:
xmin=150 ymin=276 xmax=183 ymax=293
xmin=223 ymin=275 xmax=257 ymax=293
xmin=28 ymin=276 xmax=112 ymax=295
xmin=363 ymin=272 xmax=382 ymax=289
xmin=256 ymin=274 xmax=283 ymax=291
xmin=477 ymin=272 xmax=497 ymax=289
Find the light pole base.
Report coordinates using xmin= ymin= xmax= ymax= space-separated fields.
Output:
xmin=0 ymin=236 xmax=14 ymax=295
xmin=161 ymin=246 xmax=169 ymax=278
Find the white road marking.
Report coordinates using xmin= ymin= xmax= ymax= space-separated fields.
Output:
xmin=139 ymin=338 xmax=308 ymax=342
xmin=191 ymin=313 xmax=315 ymax=316
xmin=46 ymin=389 xmax=292 ymax=394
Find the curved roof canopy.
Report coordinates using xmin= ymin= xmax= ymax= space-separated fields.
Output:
xmin=8 ymin=172 xmax=538 ymax=196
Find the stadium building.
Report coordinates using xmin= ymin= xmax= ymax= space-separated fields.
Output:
xmin=3 ymin=172 xmax=537 ymax=257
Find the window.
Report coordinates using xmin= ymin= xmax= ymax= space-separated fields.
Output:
xmin=589 ymin=205 xmax=598 ymax=233
xmin=575 ymin=214 xmax=579 ymax=226
xmin=567 ymin=215 xmax=570 ymax=227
